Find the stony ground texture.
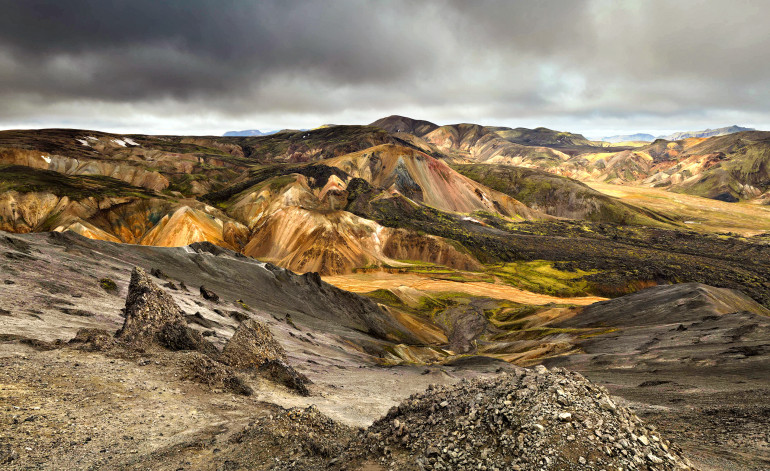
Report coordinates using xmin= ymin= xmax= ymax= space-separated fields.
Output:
xmin=338 ymin=365 xmax=695 ymax=471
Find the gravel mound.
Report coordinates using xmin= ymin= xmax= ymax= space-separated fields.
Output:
xmin=175 ymin=351 xmax=253 ymax=396
xmin=226 ymin=406 xmax=355 ymax=470
xmin=259 ymin=359 xmax=311 ymax=396
xmin=340 ymin=365 xmax=695 ymax=470
xmin=117 ymin=267 xmax=186 ymax=341
xmin=220 ymin=319 xmax=311 ymax=395
xmin=110 ymin=267 xmax=307 ymax=396
xmin=220 ymin=319 xmax=286 ymax=368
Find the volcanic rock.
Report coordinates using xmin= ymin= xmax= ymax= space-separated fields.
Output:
xmin=68 ymin=328 xmax=115 ymax=352
xmin=220 ymin=319 xmax=311 ymax=395
xmin=175 ymin=352 xmax=253 ymax=396
xmin=220 ymin=319 xmax=286 ymax=369
xmin=115 ymin=267 xmax=216 ymax=355
xmin=157 ymin=321 xmax=218 ymax=357
xmin=338 ymin=366 xmax=695 ymax=470
xmin=200 ymin=285 xmax=220 ymax=302
xmin=258 ymin=359 xmax=311 ymax=396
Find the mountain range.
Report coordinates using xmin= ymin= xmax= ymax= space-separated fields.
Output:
xmin=601 ymin=125 xmax=755 ymax=143
xmin=2 ymin=117 xmax=770 ymax=272
xmin=223 ymin=129 xmax=280 ymax=137
xmin=1 ymin=115 xmax=770 ymax=469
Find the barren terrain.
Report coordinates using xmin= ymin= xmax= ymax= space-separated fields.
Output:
xmin=1 ymin=231 xmax=769 ymax=469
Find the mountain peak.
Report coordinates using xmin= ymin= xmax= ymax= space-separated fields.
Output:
xmin=369 ymin=115 xmax=439 ymax=136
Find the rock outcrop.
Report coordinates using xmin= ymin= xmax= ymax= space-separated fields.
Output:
xmin=68 ymin=328 xmax=115 ymax=352
xmin=115 ymin=267 xmax=216 ymax=355
xmin=220 ymin=319 xmax=311 ymax=395
xmin=199 ymin=285 xmax=220 ymax=302
xmin=220 ymin=319 xmax=286 ymax=369
xmin=175 ymin=352 xmax=253 ymax=396
xmin=259 ymin=359 xmax=311 ymax=396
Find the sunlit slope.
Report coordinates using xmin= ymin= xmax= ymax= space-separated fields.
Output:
xmin=325 ymin=144 xmax=543 ymax=219
xmin=454 ymin=163 xmax=673 ymax=226
xmin=0 ymin=164 xmax=248 ymax=249
xmin=587 ymin=182 xmax=770 ymax=236
xmin=370 ymin=117 xmax=770 ymax=204
xmin=223 ymin=169 xmax=480 ymax=274
xmin=568 ymin=132 xmax=770 ymax=202
xmin=323 ymin=271 xmax=604 ymax=306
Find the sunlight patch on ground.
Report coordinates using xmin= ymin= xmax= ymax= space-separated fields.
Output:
xmin=588 ymin=182 xmax=770 ymax=236
xmin=322 ymin=272 xmax=605 ymax=306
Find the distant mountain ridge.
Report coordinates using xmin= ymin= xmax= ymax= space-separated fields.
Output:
xmin=600 ymin=133 xmax=656 ymax=143
xmin=370 ymin=116 xmax=770 ymax=203
xmin=601 ymin=125 xmax=755 ymax=143
xmin=223 ymin=129 xmax=279 ymax=137
xmin=659 ymin=125 xmax=755 ymax=141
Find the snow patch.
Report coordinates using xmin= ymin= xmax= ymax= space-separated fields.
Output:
xmin=373 ymin=225 xmax=385 ymax=245
xmin=76 ymin=139 xmax=90 ymax=147
xmin=123 ymin=137 xmax=139 ymax=146
xmin=111 ymin=139 xmax=126 ymax=147
xmin=462 ymin=216 xmax=481 ymax=224
xmin=86 ymin=136 xmax=98 ymax=141
xmin=41 ymin=155 xmax=51 ymax=164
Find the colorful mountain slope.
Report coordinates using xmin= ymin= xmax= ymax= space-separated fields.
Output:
xmin=453 ymin=164 xmax=671 ymax=225
xmin=2 ymin=120 xmax=770 ymax=282
xmin=324 ymin=144 xmax=542 ymax=219
xmin=569 ymin=132 xmax=770 ymax=201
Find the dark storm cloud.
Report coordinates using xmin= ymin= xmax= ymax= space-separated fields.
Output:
xmin=0 ymin=0 xmax=445 ymax=101
xmin=0 ymin=0 xmax=768 ymax=134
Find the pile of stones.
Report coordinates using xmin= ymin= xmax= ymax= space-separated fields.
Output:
xmin=339 ymin=365 xmax=695 ymax=470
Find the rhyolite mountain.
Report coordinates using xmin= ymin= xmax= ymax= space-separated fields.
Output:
xmin=2 ymin=116 xmax=770 ymax=469
xmin=370 ymin=116 xmax=770 ymax=203
xmin=1 ymin=119 xmax=769 ymax=302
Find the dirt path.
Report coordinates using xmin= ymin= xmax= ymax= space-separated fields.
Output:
xmin=323 ymin=272 xmax=605 ymax=305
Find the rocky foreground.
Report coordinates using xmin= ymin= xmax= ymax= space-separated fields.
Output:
xmin=3 ymin=231 xmax=769 ymax=469
xmin=337 ymin=368 xmax=694 ymax=470
xmin=1 ymin=265 xmax=696 ymax=469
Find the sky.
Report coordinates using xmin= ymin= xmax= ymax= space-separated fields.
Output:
xmin=0 ymin=0 xmax=768 ymax=138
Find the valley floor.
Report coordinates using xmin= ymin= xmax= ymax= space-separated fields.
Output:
xmin=323 ymin=271 xmax=605 ymax=306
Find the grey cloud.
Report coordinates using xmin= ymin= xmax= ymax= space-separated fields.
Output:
xmin=0 ymin=0 xmax=768 ymax=134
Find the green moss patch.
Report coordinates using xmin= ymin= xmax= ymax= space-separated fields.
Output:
xmin=98 ymin=278 xmax=118 ymax=292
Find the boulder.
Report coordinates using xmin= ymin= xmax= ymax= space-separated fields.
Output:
xmin=68 ymin=328 xmax=114 ymax=351
xmin=200 ymin=285 xmax=220 ymax=302
xmin=258 ymin=359 xmax=311 ymax=396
